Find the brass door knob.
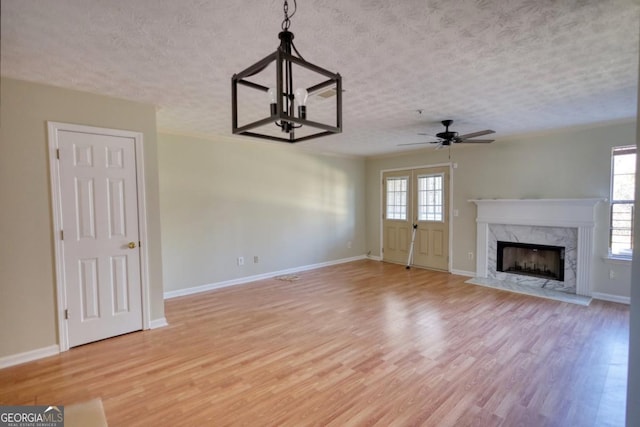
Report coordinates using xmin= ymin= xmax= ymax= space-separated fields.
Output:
xmin=128 ymin=242 xmax=137 ymax=249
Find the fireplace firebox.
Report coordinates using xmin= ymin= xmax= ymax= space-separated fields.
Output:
xmin=496 ymin=241 xmax=565 ymax=281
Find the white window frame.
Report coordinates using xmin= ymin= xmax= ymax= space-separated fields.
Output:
xmin=609 ymin=145 xmax=636 ymax=259
xmin=385 ymin=176 xmax=409 ymax=221
xmin=417 ymin=173 xmax=445 ymax=222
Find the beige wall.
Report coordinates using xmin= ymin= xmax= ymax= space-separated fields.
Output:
xmin=0 ymin=75 xmax=633 ymax=361
xmin=366 ymin=120 xmax=637 ymax=297
xmin=158 ymin=133 xmax=366 ymax=292
xmin=0 ymin=77 xmax=165 ymax=358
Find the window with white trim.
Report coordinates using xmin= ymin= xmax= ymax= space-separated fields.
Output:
xmin=417 ymin=174 xmax=444 ymax=222
xmin=610 ymin=145 xmax=636 ymax=258
xmin=386 ymin=177 xmax=408 ymax=220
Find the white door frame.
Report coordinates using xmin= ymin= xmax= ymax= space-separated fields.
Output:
xmin=379 ymin=162 xmax=454 ymax=272
xmin=47 ymin=121 xmax=151 ymax=352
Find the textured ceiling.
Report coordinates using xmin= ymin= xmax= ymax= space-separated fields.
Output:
xmin=1 ymin=0 xmax=639 ymax=156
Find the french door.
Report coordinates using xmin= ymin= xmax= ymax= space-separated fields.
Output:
xmin=382 ymin=166 xmax=450 ymax=271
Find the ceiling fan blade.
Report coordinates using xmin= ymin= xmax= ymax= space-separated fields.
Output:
xmin=434 ymin=142 xmax=445 ymax=150
xmin=458 ymin=129 xmax=495 ymax=139
xmin=459 ymin=139 xmax=494 ymax=144
xmin=417 ymin=132 xmax=439 ymax=138
xmin=397 ymin=141 xmax=438 ymax=146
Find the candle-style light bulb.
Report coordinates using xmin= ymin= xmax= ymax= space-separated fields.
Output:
xmin=294 ymin=88 xmax=308 ymax=106
xmin=268 ymin=88 xmax=278 ymax=115
xmin=268 ymin=88 xmax=278 ymax=104
xmin=294 ymin=88 xmax=308 ymax=119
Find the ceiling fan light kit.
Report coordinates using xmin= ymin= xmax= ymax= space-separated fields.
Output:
xmin=231 ymin=0 xmax=342 ymax=143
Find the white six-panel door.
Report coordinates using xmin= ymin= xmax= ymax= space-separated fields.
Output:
xmin=57 ymin=129 xmax=143 ymax=347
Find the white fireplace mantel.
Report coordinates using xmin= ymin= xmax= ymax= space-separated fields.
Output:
xmin=469 ymin=198 xmax=605 ymax=296
xmin=469 ymin=198 xmax=604 ymax=227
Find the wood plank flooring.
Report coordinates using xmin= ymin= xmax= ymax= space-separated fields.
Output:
xmin=0 ymin=260 xmax=629 ymax=426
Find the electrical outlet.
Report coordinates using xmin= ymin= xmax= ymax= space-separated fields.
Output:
xmin=237 ymin=256 xmax=244 ymax=266
xmin=254 ymin=255 xmax=259 ymax=264
xmin=453 ymin=209 xmax=459 ymax=217
xmin=468 ymin=252 xmax=474 ymax=260
xmin=347 ymin=241 xmax=352 ymax=248
xmin=609 ymin=269 xmax=616 ymax=279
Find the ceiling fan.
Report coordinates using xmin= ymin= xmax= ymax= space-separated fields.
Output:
xmin=399 ymin=119 xmax=495 ymax=149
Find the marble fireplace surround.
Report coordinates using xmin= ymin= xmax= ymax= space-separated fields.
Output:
xmin=489 ymin=224 xmax=577 ymax=293
xmin=470 ymin=199 xmax=603 ymax=296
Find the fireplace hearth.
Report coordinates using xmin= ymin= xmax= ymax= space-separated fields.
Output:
xmin=496 ymin=241 xmax=565 ymax=281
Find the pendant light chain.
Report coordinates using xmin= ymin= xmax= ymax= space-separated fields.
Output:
xmin=281 ymin=0 xmax=297 ymax=31
xmin=280 ymin=0 xmax=305 ymax=61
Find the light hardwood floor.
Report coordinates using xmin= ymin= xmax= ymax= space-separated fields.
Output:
xmin=0 ymin=260 xmax=629 ymax=426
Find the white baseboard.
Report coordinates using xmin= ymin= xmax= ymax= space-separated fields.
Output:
xmin=164 ymin=255 xmax=368 ymax=299
xmin=592 ymin=292 xmax=631 ymax=305
xmin=149 ymin=317 xmax=169 ymax=329
xmin=367 ymin=255 xmax=382 ymax=261
xmin=0 ymin=345 xmax=59 ymax=369
xmin=451 ymin=269 xmax=476 ymax=277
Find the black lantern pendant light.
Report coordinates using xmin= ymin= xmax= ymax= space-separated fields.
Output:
xmin=231 ymin=0 xmax=342 ymax=143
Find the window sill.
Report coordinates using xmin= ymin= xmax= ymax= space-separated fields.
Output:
xmin=603 ymin=255 xmax=632 ymax=265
